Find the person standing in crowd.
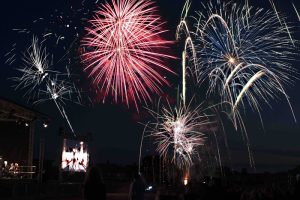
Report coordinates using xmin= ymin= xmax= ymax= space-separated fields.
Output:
xmin=83 ymin=166 xmax=106 ymax=200
xmin=0 ymin=157 xmax=3 ymax=177
xmin=129 ymin=173 xmax=146 ymax=200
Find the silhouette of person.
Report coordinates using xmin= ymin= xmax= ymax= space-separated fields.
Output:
xmin=129 ymin=173 xmax=146 ymax=200
xmin=83 ymin=166 xmax=106 ymax=200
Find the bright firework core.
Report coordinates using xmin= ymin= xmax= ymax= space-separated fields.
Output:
xmin=52 ymin=93 xmax=58 ymax=100
xmin=174 ymin=121 xmax=183 ymax=134
xmin=228 ymin=56 xmax=236 ymax=65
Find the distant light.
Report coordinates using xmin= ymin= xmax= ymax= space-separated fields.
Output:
xmin=146 ymin=185 xmax=153 ymax=191
xmin=4 ymin=161 xmax=7 ymax=166
xmin=80 ymin=141 xmax=84 ymax=145
xmin=43 ymin=123 xmax=48 ymax=128
xmin=25 ymin=122 xmax=29 ymax=127
xmin=184 ymin=178 xmax=188 ymax=186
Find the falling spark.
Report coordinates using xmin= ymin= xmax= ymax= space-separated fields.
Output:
xmin=267 ymin=0 xmax=295 ymax=46
xmin=292 ymin=3 xmax=300 ymax=22
xmin=268 ymin=0 xmax=282 ymax=24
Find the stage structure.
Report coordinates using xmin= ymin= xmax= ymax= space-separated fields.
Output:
xmin=0 ymin=97 xmax=49 ymax=179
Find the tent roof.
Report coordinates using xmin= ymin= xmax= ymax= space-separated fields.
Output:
xmin=0 ymin=96 xmax=49 ymax=122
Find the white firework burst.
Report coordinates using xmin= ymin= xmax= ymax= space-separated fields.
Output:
xmin=147 ymin=100 xmax=211 ymax=168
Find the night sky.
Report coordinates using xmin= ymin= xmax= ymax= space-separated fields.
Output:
xmin=0 ymin=0 xmax=300 ymax=172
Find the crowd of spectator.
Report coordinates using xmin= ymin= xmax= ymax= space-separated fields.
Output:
xmin=181 ymin=175 xmax=300 ymax=200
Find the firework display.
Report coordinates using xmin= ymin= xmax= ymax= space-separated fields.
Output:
xmin=81 ymin=0 xmax=175 ymax=108
xmin=11 ymin=36 xmax=79 ymax=134
xmin=3 ymin=0 xmax=299 ymax=175
xmin=169 ymin=0 xmax=298 ymax=169
xmin=191 ymin=2 xmax=297 ymax=129
xmin=146 ymin=100 xmax=210 ymax=168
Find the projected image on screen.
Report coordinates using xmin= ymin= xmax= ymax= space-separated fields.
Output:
xmin=61 ymin=140 xmax=88 ymax=172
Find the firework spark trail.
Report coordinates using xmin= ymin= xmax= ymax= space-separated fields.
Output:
xmin=4 ymin=43 xmax=17 ymax=65
xmin=176 ymin=0 xmax=198 ymax=105
xmin=4 ymin=54 xmax=16 ymax=66
xmin=146 ymin=100 xmax=211 ymax=168
xmin=11 ymin=36 xmax=53 ymax=99
xmin=233 ymin=70 xmax=265 ymax=111
xmin=25 ymin=37 xmax=49 ymax=79
xmin=81 ymin=0 xmax=175 ymax=109
xmin=282 ymin=19 xmax=295 ymax=47
xmin=182 ymin=50 xmax=187 ymax=105
xmin=193 ymin=2 xmax=297 ymax=127
xmin=138 ymin=122 xmax=149 ymax=174
xmin=212 ymin=131 xmax=223 ymax=175
xmin=227 ymin=63 xmax=296 ymax=123
xmin=292 ymin=3 xmax=300 ymax=22
xmin=268 ymin=0 xmax=282 ymax=24
xmin=267 ymin=0 xmax=295 ymax=46
xmin=62 ymin=107 xmax=75 ymax=134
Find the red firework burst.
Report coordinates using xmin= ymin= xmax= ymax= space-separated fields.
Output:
xmin=81 ymin=0 xmax=175 ymax=108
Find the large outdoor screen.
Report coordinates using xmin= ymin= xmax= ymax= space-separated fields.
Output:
xmin=61 ymin=140 xmax=88 ymax=172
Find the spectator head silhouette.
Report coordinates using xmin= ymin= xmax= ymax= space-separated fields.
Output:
xmin=85 ymin=166 xmax=103 ymax=184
